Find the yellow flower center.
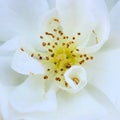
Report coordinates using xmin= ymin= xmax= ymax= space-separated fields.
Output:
xmin=21 ymin=18 xmax=93 ymax=88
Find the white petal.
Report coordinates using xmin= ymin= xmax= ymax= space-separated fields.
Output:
xmin=101 ymin=112 xmax=120 ymax=120
xmin=10 ymin=75 xmax=57 ymax=113
xmin=63 ymin=65 xmax=87 ymax=93
xmin=103 ymin=0 xmax=120 ymax=51
xmin=0 ymin=56 xmax=25 ymax=86
xmin=56 ymin=0 xmax=110 ymax=53
xmin=0 ymin=0 xmax=49 ymax=41
xmin=105 ymin=0 xmax=119 ymax=11
xmin=0 ymin=37 xmax=20 ymax=55
xmin=13 ymin=90 xmax=108 ymax=120
xmin=56 ymin=0 xmax=95 ymax=35
xmin=47 ymin=0 xmax=56 ymax=9
xmin=86 ymin=49 xmax=120 ymax=112
xmin=0 ymin=84 xmax=9 ymax=120
xmin=11 ymin=50 xmax=45 ymax=75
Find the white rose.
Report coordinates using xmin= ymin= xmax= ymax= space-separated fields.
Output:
xmin=0 ymin=0 xmax=120 ymax=120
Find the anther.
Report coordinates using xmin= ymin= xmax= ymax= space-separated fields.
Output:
xmin=63 ymin=36 xmax=66 ymax=39
xmin=66 ymin=64 xmax=71 ymax=69
xmin=84 ymin=54 xmax=87 ymax=57
xmin=47 ymin=69 xmax=50 ymax=71
xmin=55 ymin=77 xmax=61 ymax=81
xmin=44 ymin=75 xmax=48 ymax=79
xmin=86 ymin=57 xmax=89 ymax=60
xmin=39 ymin=56 xmax=42 ymax=60
xmin=65 ymin=82 xmax=68 ymax=87
xmin=53 ymin=29 xmax=57 ymax=32
xmin=46 ymin=56 xmax=49 ymax=60
xmin=42 ymin=42 xmax=46 ymax=46
xmin=31 ymin=53 xmax=34 ymax=57
xmin=90 ymin=56 xmax=94 ymax=60
xmin=80 ymin=55 xmax=83 ymax=58
xmin=48 ymin=49 xmax=53 ymax=52
xmin=54 ymin=18 xmax=59 ymax=22
xmin=76 ymin=49 xmax=79 ymax=51
xmin=51 ymin=53 xmax=54 ymax=57
xmin=55 ymin=42 xmax=58 ymax=45
xmin=20 ymin=48 xmax=24 ymax=51
xmin=77 ymin=32 xmax=81 ymax=35
xmin=40 ymin=36 xmax=43 ymax=39
xmin=56 ymin=37 xmax=59 ymax=40
xmin=54 ymin=70 xmax=58 ymax=73
xmin=62 ymin=43 xmax=65 ymax=46
xmin=72 ymin=37 xmax=75 ymax=40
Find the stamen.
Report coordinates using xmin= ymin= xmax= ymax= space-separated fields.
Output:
xmin=37 ymin=18 xmax=94 ymax=88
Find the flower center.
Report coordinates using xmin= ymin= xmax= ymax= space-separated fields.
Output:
xmin=20 ymin=18 xmax=93 ymax=88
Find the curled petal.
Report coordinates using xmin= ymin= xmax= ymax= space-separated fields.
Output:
xmin=63 ymin=65 xmax=87 ymax=93
xmin=11 ymin=49 xmax=45 ymax=75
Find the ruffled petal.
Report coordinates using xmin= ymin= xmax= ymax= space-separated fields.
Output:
xmin=86 ymin=49 xmax=120 ymax=112
xmin=9 ymin=75 xmax=57 ymax=113
xmin=11 ymin=49 xmax=45 ymax=75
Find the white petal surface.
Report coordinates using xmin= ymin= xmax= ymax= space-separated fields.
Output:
xmin=47 ymin=0 xmax=56 ymax=9
xmin=0 ymin=84 xmax=9 ymax=120
xmin=103 ymin=0 xmax=120 ymax=51
xmin=56 ymin=0 xmax=110 ymax=53
xmin=0 ymin=0 xmax=49 ymax=41
xmin=105 ymin=0 xmax=119 ymax=11
xmin=86 ymin=49 xmax=120 ymax=112
xmin=56 ymin=0 xmax=95 ymax=35
xmin=11 ymin=90 xmax=108 ymax=120
xmin=11 ymin=49 xmax=45 ymax=75
xmin=0 ymin=56 xmax=25 ymax=86
xmin=0 ymin=37 xmax=20 ymax=56
xmin=10 ymin=75 xmax=57 ymax=113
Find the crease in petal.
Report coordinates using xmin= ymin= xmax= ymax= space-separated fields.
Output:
xmin=9 ymin=75 xmax=57 ymax=113
xmin=11 ymin=49 xmax=45 ymax=75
